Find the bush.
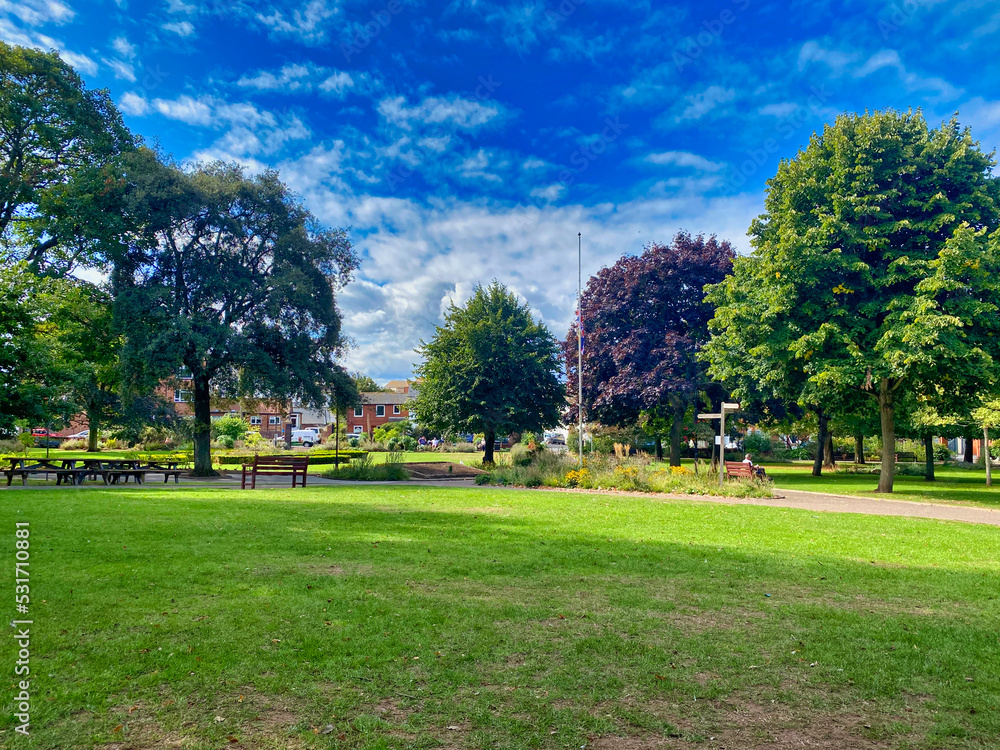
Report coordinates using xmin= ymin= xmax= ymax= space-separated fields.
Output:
xmin=933 ymin=444 xmax=952 ymax=462
xmin=741 ymin=432 xmax=773 ymax=456
xmin=0 ymin=439 xmax=22 ymax=453
xmin=17 ymin=433 xmax=34 ymax=453
xmin=322 ymin=453 xmax=409 ymax=481
xmin=510 ymin=443 xmax=534 ymax=466
xmin=59 ymin=439 xmax=89 ymax=450
xmin=212 ymin=415 xmax=251 ymax=443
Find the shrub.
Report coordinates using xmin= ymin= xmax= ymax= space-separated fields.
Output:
xmin=17 ymin=432 xmax=34 ymax=453
xmin=322 ymin=453 xmax=409 ymax=481
xmin=933 ymin=444 xmax=952 ymax=462
xmin=59 ymin=439 xmax=89 ymax=450
xmin=510 ymin=443 xmax=533 ymax=466
xmin=0 ymin=439 xmax=22 ymax=453
xmin=212 ymin=415 xmax=251 ymax=443
xmin=742 ymin=432 xmax=773 ymax=456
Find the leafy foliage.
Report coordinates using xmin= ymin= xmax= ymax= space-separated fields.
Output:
xmin=114 ymin=158 xmax=359 ymax=474
xmin=565 ymin=232 xmax=734 ymax=464
xmin=705 ymin=111 xmax=1000 ymax=492
xmin=415 ymin=282 xmax=563 ymax=464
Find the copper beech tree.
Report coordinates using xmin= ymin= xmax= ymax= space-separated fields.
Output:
xmin=564 ymin=232 xmax=735 ymax=465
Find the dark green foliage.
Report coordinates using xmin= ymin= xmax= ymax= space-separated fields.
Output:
xmin=414 ymin=282 xmax=563 ymax=465
xmin=113 ymin=158 xmax=359 ymax=474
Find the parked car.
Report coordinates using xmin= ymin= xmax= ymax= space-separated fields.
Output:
xmin=289 ymin=429 xmax=320 ymax=447
xmin=544 ymin=432 xmax=566 ymax=445
xmin=66 ymin=430 xmax=90 ymax=440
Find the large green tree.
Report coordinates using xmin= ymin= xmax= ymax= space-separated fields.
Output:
xmin=113 ymin=158 xmax=359 ymax=474
xmin=0 ymin=42 xmax=136 ymax=273
xmin=414 ymin=282 xmax=563 ymax=465
xmin=705 ymin=111 xmax=1000 ymax=492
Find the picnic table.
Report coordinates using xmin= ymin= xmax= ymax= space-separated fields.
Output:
xmin=4 ymin=458 xmax=87 ymax=486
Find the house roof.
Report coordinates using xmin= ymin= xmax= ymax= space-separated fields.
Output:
xmin=360 ymin=392 xmax=412 ymax=405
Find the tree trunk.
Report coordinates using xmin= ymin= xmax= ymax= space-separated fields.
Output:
xmin=986 ymin=428 xmax=993 ymax=488
xmin=669 ymin=400 xmax=684 ymax=467
xmin=483 ymin=428 xmax=496 ymax=467
xmin=854 ymin=432 xmax=865 ymax=464
xmin=964 ymin=433 xmax=975 ymax=463
xmin=654 ymin=436 xmax=663 ymax=462
xmin=192 ymin=374 xmax=216 ymax=476
xmin=812 ymin=410 xmax=829 ymax=477
xmin=876 ymin=378 xmax=895 ymax=493
xmin=923 ymin=434 xmax=935 ymax=482
xmin=87 ymin=413 xmax=100 ymax=452
xmin=823 ymin=430 xmax=836 ymax=470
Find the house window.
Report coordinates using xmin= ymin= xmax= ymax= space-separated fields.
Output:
xmin=376 ymin=405 xmax=385 ymax=417
xmin=289 ymin=414 xmax=298 ymax=427
xmin=393 ymin=405 xmax=401 ymax=415
xmin=177 ymin=366 xmax=192 ymax=380
xmin=249 ymin=416 xmax=262 ymax=426
xmin=353 ymin=426 xmax=363 ymax=434
xmin=354 ymin=406 xmax=363 ymax=417
xmin=173 ymin=389 xmax=191 ymax=403
xmin=269 ymin=416 xmax=281 ymax=425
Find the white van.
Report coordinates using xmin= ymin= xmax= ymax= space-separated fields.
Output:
xmin=289 ymin=429 xmax=320 ymax=447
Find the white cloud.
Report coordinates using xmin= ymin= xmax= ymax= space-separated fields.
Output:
xmin=162 ymin=20 xmax=194 ymax=36
xmin=854 ymin=49 xmax=961 ymax=100
xmin=255 ymin=0 xmax=338 ymax=44
xmin=377 ymin=94 xmax=506 ymax=131
xmin=111 ymin=35 xmax=136 ymax=59
xmin=235 ymin=63 xmax=355 ymax=98
xmin=118 ymin=91 xmax=149 ymax=115
xmin=0 ymin=0 xmax=74 ymax=26
xmin=678 ymin=86 xmax=736 ymax=121
xmin=797 ymin=40 xmax=858 ymax=75
xmin=645 ymin=151 xmax=724 ymax=172
xmin=58 ymin=49 xmax=97 ymax=74
xmin=758 ymin=102 xmax=800 ymax=118
xmin=104 ymin=58 xmax=136 ymax=82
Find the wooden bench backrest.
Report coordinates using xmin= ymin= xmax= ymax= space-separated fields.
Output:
xmin=725 ymin=461 xmax=754 ymax=476
xmin=251 ymin=455 xmax=309 ymax=470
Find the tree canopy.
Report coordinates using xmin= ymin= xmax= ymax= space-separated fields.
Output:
xmin=0 ymin=42 xmax=136 ymax=274
xmin=414 ymin=282 xmax=563 ymax=464
xmin=565 ymin=232 xmax=734 ymax=465
xmin=113 ymin=158 xmax=359 ymax=474
xmin=704 ymin=111 xmax=1000 ymax=492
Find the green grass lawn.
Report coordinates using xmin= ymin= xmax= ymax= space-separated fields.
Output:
xmin=761 ymin=462 xmax=1000 ymax=509
xmin=2 ymin=485 xmax=998 ymax=749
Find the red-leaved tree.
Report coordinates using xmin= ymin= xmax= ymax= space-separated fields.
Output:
xmin=564 ymin=232 xmax=735 ymax=464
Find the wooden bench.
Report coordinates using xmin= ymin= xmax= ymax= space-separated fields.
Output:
xmin=895 ymin=451 xmax=918 ymax=463
xmin=4 ymin=459 xmax=84 ymax=486
xmin=241 ymin=455 xmax=310 ymax=489
xmin=81 ymin=460 xmax=148 ymax=485
xmin=724 ymin=461 xmax=755 ymax=480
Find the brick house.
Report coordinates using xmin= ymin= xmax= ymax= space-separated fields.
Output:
xmin=346 ymin=392 xmax=412 ymax=436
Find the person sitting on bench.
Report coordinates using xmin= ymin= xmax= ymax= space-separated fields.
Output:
xmin=742 ymin=453 xmax=766 ymax=478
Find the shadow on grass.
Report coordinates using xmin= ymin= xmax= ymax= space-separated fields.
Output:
xmin=2 ymin=486 xmax=998 ymax=749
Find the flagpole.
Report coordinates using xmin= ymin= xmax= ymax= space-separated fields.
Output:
xmin=578 ymin=231 xmax=583 ymax=468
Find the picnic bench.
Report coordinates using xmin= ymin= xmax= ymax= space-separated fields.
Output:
xmin=895 ymin=451 xmax=918 ymax=463
xmin=241 ymin=455 xmax=310 ymax=489
xmin=5 ymin=458 xmax=86 ymax=486
xmin=80 ymin=459 xmax=148 ymax=485
xmin=724 ymin=461 xmax=755 ymax=480
xmin=139 ymin=460 xmax=183 ymax=483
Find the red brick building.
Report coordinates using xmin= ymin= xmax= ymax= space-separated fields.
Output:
xmin=346 ymin=392 xmax=412 ymax=436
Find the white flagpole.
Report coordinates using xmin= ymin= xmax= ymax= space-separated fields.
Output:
xmin=578 ymin=232 xmax=583 ymax=468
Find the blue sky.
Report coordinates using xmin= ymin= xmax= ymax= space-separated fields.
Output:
xmin=4 ymin=0 xmax=1000 ymax=382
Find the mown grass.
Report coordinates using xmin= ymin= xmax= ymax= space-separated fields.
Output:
xmin=762 ymin=463 xmax=1000 ymax=508
xmin=1 ymin=485 xmax=998 ymax=749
